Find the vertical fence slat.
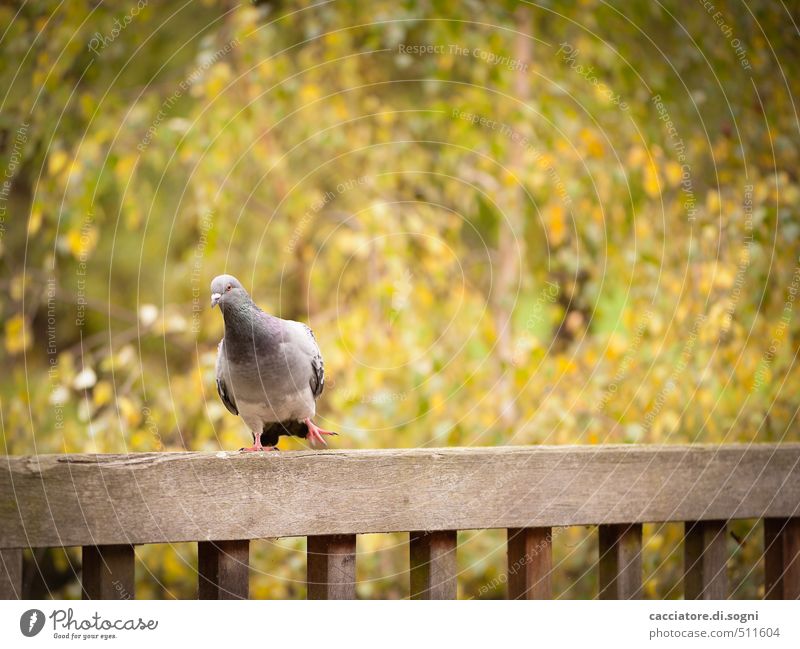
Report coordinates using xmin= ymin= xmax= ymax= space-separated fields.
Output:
xmin=598 ymin=524 xmax=642 ymax=599
xmin=765 ymin=518 xmax=800 ymax=599
xmin=507 ymin=527 xmax=552 ymax=599
xmin=0 ymin=549 xmax=23 ymax=599
xmin=765 ymin=518 xmax=786 ymax=599
xmin=409 ymin=530 xmax=457 ymax=599
xmin=82 ymin=545 xmax=135 ymax=600
xmin=684 ymin=520 xmax=728 ymax=599
xmin=784 ymin=519 xmax=800 ymax=599
xmin=197 ymin=540 xmax=250 ymax=600
xmin=307 ymin=534 xmax=356 ymax=599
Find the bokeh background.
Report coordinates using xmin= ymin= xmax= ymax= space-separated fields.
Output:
xmin=1 ymin=0 xmax=799 ymax=598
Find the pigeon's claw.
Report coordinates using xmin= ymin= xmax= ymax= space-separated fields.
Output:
xmin=240 ymin=437 xmax=278 ymax=452
xmin=304 ymin=418 xmax=337 ymax=447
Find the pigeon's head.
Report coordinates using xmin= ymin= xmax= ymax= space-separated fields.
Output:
xmin=210 ymin=274 xmax=248 ymax=310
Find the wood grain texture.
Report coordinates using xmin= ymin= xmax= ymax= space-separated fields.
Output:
xmin=1 ymin=445 xmax=799 ymax=548
xmin=684 ymin=520 xmax=728 ymax=599
xmin=82 ymin=545 xmax=135 ymax=600
xmin=598 ymin=524 xmax=642 ymax=599
xmin=307 ymin=535 xmax=356 ymax=599
xmin=507 ymin=527 xmax=552 ymax=599
xmin=409 ymin=530 xmax=457 ymax=599
xmin=0 ymin=548 xmax=22 ymax=599
xmin=198 ymin=540 xmax=249 ymax=599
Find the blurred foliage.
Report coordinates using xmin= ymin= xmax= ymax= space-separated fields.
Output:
xmin=1 ymin=0 xmax=798 ymax=598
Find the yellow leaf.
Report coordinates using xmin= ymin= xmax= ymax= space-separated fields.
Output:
xmin=115 ymin=154 xmax=137 ymax=183
xmin=714 ymin=266 xmax=734 ymax=290
xmin=546 ymin=203 xmax=567 ymax=246
xmin=579 ymin=128 xmax=604 ymax=158
xmin=647 ymin=533 xmax=664 ymax=551
xmin=205 ymin=64 xmax=231 ymax=99
xmin=557 ymin=356 xmax=576 ymax=374
xmin=665 ymin=161 xmax=683 ymax=187
xmin=324 ymin=31 xmax=344 ymax=47
xmin=706 ymin=190 xmax=721 ymax=213
xmin=93 ymin=381 xmax=113 ymax=407
xmin=643 ymin=160 xmax=661 ymax=197
xmin=119 ymin=396 xmax=141 ymax=428
xmin=300 ymin=83 xmax=320 ymax=103
xmin=605 ymin=333 xmax=627 ymax=360
xmin=502 ymin=169 xmax=517 ymax=187
xmin=48 ymin=150 xmax=69 ymax=176
xmin=5 ymin=315 xmax=30 ymax=354
xmin=67 ymin=226 xmax=98 ymax=259
xmin=27 ymin=207 xmax=42 ymax=235
xmin=537 ymin=153 xmax=555 ymax=170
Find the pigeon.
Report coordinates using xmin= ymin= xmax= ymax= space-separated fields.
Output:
xmin=210 ymin=274 xmax=336 ymax=451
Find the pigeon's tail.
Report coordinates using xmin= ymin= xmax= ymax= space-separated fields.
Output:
xmin=259 ymin=420 xmax=309 ymax=447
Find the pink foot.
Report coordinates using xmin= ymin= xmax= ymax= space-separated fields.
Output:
xmin=239 ymin=440 xmax=278 ymax=452
xmin=304 ymin=418 xmax=337 ymax=447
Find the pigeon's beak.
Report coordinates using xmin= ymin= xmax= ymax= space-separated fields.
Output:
xmin=211 ymin=293 xmax=221 ymax=309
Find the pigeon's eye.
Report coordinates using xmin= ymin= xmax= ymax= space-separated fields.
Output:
xmin=225 ymin=283 xmax=232 ymax=292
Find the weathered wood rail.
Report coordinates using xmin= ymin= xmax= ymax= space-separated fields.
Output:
xmin=1 ymin=445 xmax=799 ymax=599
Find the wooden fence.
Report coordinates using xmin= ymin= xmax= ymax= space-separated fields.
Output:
xmin=1 ymin=444 xmax=799 ymax=599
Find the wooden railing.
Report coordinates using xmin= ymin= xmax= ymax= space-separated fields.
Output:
xmin=1 ymin=445 xmax=799 ymax=599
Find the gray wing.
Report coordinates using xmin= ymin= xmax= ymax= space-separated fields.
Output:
xmin=215 ymin=339 xmax=238 ymax=415
xmin=308 ymin=330 xmax=325 ymax=399
xmin=284 ymin=321 xmax=325 ymax=399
